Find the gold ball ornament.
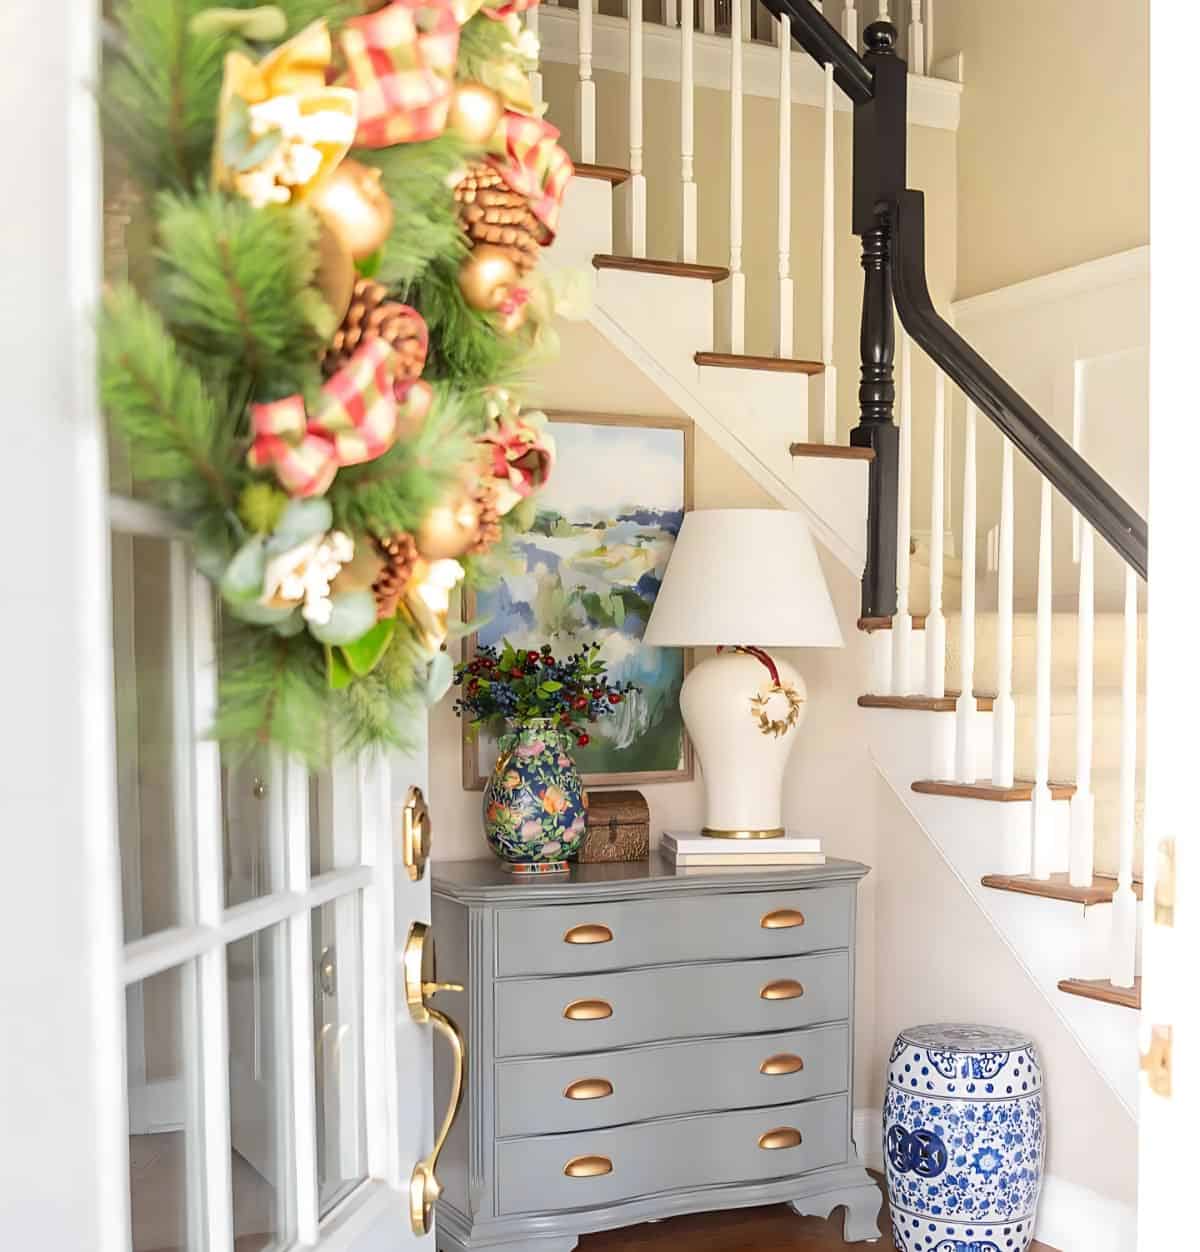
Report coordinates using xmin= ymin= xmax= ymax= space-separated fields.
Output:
xmin=314 ymin=221 xmax=356 ymax=325
xmin=458 ymin=243 xmax=520 ymax=313
xmin=447 ymin=82 xmax=505 ymax=147
xmin=309 ymin=159 xmax=395 ymax=260
xmin=416 ymin=485 xmax=484 ymax=560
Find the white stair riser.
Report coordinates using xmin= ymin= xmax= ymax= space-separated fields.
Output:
xmin=594 ymin=268 xmax=714 ymax=378
xmin=551 ymin=177 xmax=615 ymax=273
xmin=696 ymin=363 xmax=809 ymax=453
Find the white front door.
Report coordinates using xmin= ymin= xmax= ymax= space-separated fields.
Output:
xmin=0 ymin=3 xmax=450 ymax=1249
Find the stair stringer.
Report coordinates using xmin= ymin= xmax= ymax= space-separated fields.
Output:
xmin=862 ymin=706 xmax=1140 ymax=1116
xmin=585 ymin=300 xmax=869 ymax=575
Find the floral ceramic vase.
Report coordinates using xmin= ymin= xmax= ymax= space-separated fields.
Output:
xmin=884 ymin=1023 xmax=1045 ymax=1252
xmin=482 ymin=720 xmax=587 ymax=874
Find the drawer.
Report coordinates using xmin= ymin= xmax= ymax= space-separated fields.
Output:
xmin=496 ymin=1093 xmax=849 ymax=1216
xmin=494 ymin=951 xmax=849 ymax=1057
xmin=495 ymin=1023 xmax=849 ymax=1137
xmin=495 ymin=885 xmax=851 ymax=976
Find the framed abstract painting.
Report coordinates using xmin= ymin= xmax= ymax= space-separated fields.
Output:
xmin=463 ymin=412 xmax=695 ymax=788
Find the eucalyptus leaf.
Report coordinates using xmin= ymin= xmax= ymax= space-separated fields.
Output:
xmin=266 ymin=497 xmax=333 ymax=554
xmin=307 ymin=591 xmax=377 ymax=646
xmin=273 ymin=610 xmax=306 ymax=637
xmin=220 ymin=535 xmax=267 ymax=603
xmin=423 ymin=649 xmax=454 ymax=706
xmin=225 ymin=597 xmax=298 ymax=627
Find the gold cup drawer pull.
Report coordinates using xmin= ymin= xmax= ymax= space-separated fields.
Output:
xmin=564 ymin=923 xmax=614 ymax=945
xmin=564 ymin=1155 xmax=613 ymax=1178
xmin=760 ymin=979 xmax=805 ymax=1001
xmin=761 ymin=908 xmax=806 ymax=930
xmin=563 ymin=998 xmax=613 ymax=1021
xmin=760 ymin=1053 xmax=805 ymax=1076
xmin=758 ymin=1127 xmax=803 ymax=1151
xmin=564 ymin=1078 xmax=614 ymax=1101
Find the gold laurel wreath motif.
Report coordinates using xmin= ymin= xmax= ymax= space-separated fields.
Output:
xmin=749 ymin=682 xmax=805 ymax=738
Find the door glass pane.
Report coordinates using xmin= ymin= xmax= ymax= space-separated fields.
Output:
xmin=113 ymin=532 xmax=192 ymax=941
xmin=223 ymin=748 xmax=285 ymax=909
xmin=227 ymin=926 xmax=294 ymax=1249
xmin=308 ymin=767 xmax=362 ymax=877
xmin=313 ymin=896 xmax=368 ymax=1215
xmin=127 ymin=963 xmax=202 ymax=1252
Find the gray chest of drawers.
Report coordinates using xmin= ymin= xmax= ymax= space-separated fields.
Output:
xmin=430 ymin=856 xmax=882 ymax=1251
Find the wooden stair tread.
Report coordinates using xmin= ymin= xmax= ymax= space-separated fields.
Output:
xmin=912 ymin=778 xmax=1077 ymax=802
xmin=982 ymin=872 xmax=1143 ymax=906
xmin=789 ymin=441 xmax=873 ymax=459
xmin=858 ymin=691 xmax=995 ymax=713
xmin=696 ymin=352 xmax=825 ymax=375
xmin=1058 ymin=976 xmax=1141 ymax=1010
xmin=858 ymin=615 xmax=927 ymax=632
xmin=593 ymin=254 xmax=730 ymax=282
xmin=573 ymin=162 xmax=631 ymax=185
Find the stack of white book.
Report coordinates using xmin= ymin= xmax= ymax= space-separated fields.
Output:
xmin=662 ymin=831 xmax=825 ymax=868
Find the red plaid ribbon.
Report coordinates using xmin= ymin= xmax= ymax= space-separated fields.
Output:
xmin=487 ymin=112 xmax=574 ymax=239
xmin=248 ymin=338 xmax=432 ymax=497
xmin=339 ymin=0 xmax=460 ymax=148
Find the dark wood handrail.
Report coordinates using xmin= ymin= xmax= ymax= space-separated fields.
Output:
xmin=758 ymin=0 xmax=874 ymax=102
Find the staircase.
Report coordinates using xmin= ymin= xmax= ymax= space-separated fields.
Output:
xmin=533 ymin=0 xmax=1148 ymax=1135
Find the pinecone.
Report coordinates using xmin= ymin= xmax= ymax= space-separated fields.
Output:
xmin=470 ymin=483 xmax=502 ymax=555
xmin=453 ymin=162 xmax=545 ymax=276
xmin=372 ymin=532 xmax=419 ymax=620
xmin=322 ymin=278 xmax=429 ymax=379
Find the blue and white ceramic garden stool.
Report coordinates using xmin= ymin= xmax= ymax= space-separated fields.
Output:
xmin=884 ymin=1024 xmax=1045 ymax=1252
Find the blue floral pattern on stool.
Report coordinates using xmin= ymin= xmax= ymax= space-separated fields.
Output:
xmin=884 ymin=1024 xmax=1044 ymax=1252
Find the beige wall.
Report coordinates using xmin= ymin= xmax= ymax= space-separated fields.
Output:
xmin=938 ymin=0 xmax=1149 ymax=298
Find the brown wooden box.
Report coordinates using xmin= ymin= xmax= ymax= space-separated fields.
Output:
xmin=578 ymin=789 xmax=650 ymax=863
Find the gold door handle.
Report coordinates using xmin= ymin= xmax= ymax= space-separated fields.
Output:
xmin=564 ymin=1078 xmax=614 ymax=1101
xmin=404 ymin=923 xmax=466 ymax=1236
xmin=564 ymin=1155 xmax=613 ymax=1178
xmin=564 ymin=998 xmax=613 ymax=1021
xmin=758 ymin=1127 xmax=803 ymax=1151
xmin=760 ymin=1053 xmax=805 ymax=1075
xmin=403 ymin=786 xmax=432 ymax=882
xmin=761 ymin=908 xmax=805 ymax=929
xmin=564 ymin=923 xmax=614 ymax=945
xmin=760 ymin=979 xmax=804 ymax=1001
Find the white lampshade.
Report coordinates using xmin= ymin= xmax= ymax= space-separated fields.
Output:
xmin=645 ymin=509 xmax=843 ymax=649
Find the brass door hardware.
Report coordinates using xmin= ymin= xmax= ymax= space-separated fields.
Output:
xmin=404 ymin=922 xmax=465 ymax=1235
xmin=760 ymin=1053 xmax=804 ymax=1075
xmin=564 ymin=1078 xmax=614 ymax=1101
xmin=1141 ymin=1024 xmax=1173 ymax=1098
xmin=761 ymin=909 xmax=805 ymax=929
xmin=564 ymin=1155 xmax=613 ymax=1178
xmin=563 ymin=998 xmax=613 ymax=1021
xmin=564 ymin=923 xmax=614 ymax=945
xmin=760 ymin=979 xmax=804 ymax=1001
xmin=402 ymin=786 xmax=432 ymax=882
xmin=758 ymin=1127 xmax=803 ymax=1151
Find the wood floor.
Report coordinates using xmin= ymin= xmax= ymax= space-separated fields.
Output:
xmin=578 ymin=1178 xmax=1058 ymax=1250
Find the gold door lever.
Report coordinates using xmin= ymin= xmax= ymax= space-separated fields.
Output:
xmin=404 ymin=922 xmax=466 ymax=1236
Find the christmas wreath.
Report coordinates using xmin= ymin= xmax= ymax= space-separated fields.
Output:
xmin=100 ymin=0 xmax=575 ymax=764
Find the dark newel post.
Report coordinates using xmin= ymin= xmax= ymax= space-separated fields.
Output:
xmin=850 ymin=17 xmax=907 ymax=619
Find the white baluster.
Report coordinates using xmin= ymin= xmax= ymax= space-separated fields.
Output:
xmin=725 ymin=0 xmax=746 ymax=352
xmin=908 ymin=1 xmax=925 ymax=74
xmin=925 ymin=369 xmax=946 ymax=699
xmin=842 ymin=0 xmax=859 ymax=50
xmin=628 ymin=0 xmax=646 ymax=257
xmin=925 ymin=0 xmax=935 ymax=72
xmin=577 ymin=0 xmax=596 ymax=163
xmin=1109 ymin=566 xmax=1139 ymax=987
xmin=991 ymin=437 xmax=1015 ymax=787
xmin=892 ymin=327 xmax=914 ymax=694
xmin=819 ymin=60 xmax=837 ymax=440
xmin=954 ymin=402 xmax=978 ymax=783
xmin=701 ymin=0 xmax=716 ymax=36
xmin=526 ymin=6 xmax=542 ymax=110
xmin=663 ymin=0 xmax=679 ymax=28
xmin=680 ymin=0 xmax=697 ymax=262
xmin=775 ymin=15 xmax=793 ymax=356
xmin=1030 ymin=476 xmax=1054 ymax=879
xmin=1070 ymin=521 xmax=1096 ymax=886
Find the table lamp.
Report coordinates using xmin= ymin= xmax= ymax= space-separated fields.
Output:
xmin=644 ymin=509 xmax=843 ymax=839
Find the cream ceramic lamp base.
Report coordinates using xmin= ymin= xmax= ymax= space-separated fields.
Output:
xmin=681 ymin=650 xmax=807 ymax=839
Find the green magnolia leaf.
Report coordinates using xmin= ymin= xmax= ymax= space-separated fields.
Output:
xmin=356 ymin=249 xmax=382 ymax=279
xmin=339 ymin=618 xmax=397 ymax=677
xmin=326 ymin=644 xmax=354 ymax=690
xmin=267 ymin=497 xmax=333 ymax=554
xmin=307 ymin=591 xmax=377 ymax=646
xmin=220 ymin=535 xmax=267 ymax=603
